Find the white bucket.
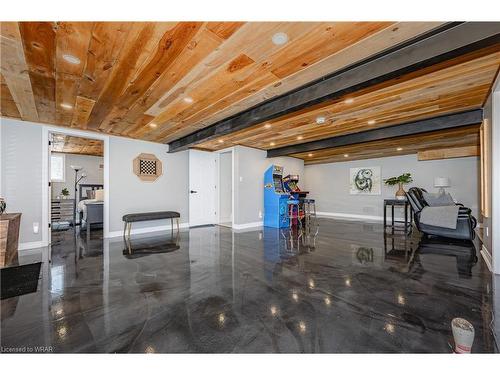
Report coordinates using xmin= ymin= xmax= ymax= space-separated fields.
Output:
xmin=451 ymin=318 xmax=475 ymax=354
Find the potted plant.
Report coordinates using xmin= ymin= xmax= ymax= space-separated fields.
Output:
xmin=61 ymin=188 xmax=70 ymax=199
xmin=384 ymin=173 xmax=413 ymax=200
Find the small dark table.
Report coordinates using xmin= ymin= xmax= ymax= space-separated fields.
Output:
xmin=383 ymin=199 xmax=412 ymax=233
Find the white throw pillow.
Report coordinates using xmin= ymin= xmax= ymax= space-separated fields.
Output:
xmin=94 ymin=189 xmax=104 ymax=201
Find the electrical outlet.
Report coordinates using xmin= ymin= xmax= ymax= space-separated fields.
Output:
xmin=33 ymin=222 xmax=39 ymax=234
xmin=239 ymin=176 xmax=243 ymax=182
xmin=258 ymin=211 xmax=263 ymax=219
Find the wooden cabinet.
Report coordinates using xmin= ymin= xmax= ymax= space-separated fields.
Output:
xmin=0 ymin=213 xmax=21 ymax=267
xmin=51 ymin=199 xmax=75 ymax=224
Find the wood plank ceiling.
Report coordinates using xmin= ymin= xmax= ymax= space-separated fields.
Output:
xmin=291 ymin=125 xmax=480 ymax=165
xmin=197 ymin=46 xmax=500 ymax=153
xmin=51 ymin=133 xmax=103 ymax=156
xmin=1 ymin=22 xmax=498 ymax=165
xmin=1 ymin=22 xmax=444 ymax=137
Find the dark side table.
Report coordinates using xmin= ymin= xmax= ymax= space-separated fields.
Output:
xmin=383 ymin=199 xmax=412 ymax=233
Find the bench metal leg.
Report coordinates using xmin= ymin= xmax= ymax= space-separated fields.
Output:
xmin=176 ymin=218 xmax=180 ymax=233
xmin=127 ymin=222 xmax=132 ymax=239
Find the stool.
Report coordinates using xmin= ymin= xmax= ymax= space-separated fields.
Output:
xmin=287 ymin=199 xmax=302 ymax=229
xmin=300 ymin=198 xmax=317 ymax=230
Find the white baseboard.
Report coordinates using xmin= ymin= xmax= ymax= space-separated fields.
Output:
xmin=316 ymin=211 xmax=409 ymax=223
xmin=18 ymin=241 xmax=47 ymax=251
xmin=316 ymin=211 xmax=384 ymax=222
xmin=232 ymin=221 xmax=263 ymax=230
xmin=480 ymin=245 xmax=493 ymax=273
xmin=107 ymin=222 xmax=190 ymax=238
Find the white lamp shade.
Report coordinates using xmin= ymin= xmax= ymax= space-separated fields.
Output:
xmin=70 ymin=165 xmax=83 ymax=171
xmin=434 ymin=177 xmax=450 ymax=188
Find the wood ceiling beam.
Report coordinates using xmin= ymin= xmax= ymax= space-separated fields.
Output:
xmin=417 ymin=145 xmax=480 ymax=161
xmin=168 ymin=22 xmax=500 ymax=152
xmin=267 ymin=109 xmax=483 ymax=157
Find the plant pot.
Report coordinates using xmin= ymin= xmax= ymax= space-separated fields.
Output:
xmin=395 ymin=182 xmax=406 ymax=200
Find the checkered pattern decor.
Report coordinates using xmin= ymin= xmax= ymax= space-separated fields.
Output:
xmin=139 ymin=159 xmax=157 ymax=175
xmin=133 ymin=153 xmax=163 ymax=182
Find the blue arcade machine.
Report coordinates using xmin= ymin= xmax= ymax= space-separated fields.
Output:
xmin=264 ymin=165 xmax=289 ymax=228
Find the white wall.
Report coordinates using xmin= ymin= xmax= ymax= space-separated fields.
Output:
xmin=304 ymin=154 xmax=480 ymax=220
xmin=1 ymin=119 xmax=43 ymax=243
xmin=0 ymin=118 xmax=190 ymax=245
xmin=491 ymin=79 xmax=500 ymax=274
xmin=108 ymin=136 xmax=189 ymax=233
xmin=51 ymin=153 xmax=104 ymax=199
xmin=233 ymin=146 xmax=304 ymax=226
xmin=482 ymin=94 xmax=493 ymax=262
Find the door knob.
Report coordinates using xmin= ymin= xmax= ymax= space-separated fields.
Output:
xmin=190 ymin=190 xmax=198 ymax=194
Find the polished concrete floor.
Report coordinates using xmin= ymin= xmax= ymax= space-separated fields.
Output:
xmin=0 ymin=219 xmax=497 ymax=353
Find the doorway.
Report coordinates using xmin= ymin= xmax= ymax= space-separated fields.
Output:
xmin=218 ymin=151 xmax=233 ymax=228
xmin=47 ymin=131 xmax=106 ymax=246
xmin=189 ymin=149 xmax=216 ymax=227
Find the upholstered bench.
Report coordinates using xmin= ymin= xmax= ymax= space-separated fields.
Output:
xmin=122 ymin=211 xmax=180 ymax=239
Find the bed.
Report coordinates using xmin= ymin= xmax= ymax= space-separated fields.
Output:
xmin=77 ymin=184 xmax=104 ymax=235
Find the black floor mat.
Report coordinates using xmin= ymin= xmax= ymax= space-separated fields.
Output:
xmin=1 ymin=262 xmax=42 ymax=300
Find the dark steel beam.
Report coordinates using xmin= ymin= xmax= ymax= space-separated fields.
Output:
xmin=168 ymin=22 xmax=500 ymax=152
xmin=266 ymin=109 xmax=483 ymax=157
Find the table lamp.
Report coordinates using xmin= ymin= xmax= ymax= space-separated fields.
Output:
xmin=434 ymin=177 xmax=450 ymax=195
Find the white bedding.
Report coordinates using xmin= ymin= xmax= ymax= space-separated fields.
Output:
xmin=77 ymin=199 xmax=103 ymax=222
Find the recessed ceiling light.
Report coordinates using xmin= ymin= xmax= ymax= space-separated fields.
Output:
xmin=60 ymin=103 xmax=72 ymax=109
xmin=149 ymin=123 xmax=157 ymax=129
xmin=264 ymin=123 xmax=272 ymax=129
xmin=308 ymin=153 xmax=313 ymax=157
xmin=316 ymin=116 xmax=326 ymax=124
xmin=367 ymin=119 xmax=376 ymax=125
xmin=183 ymin=96 xmax=193 ymax=104
xmin=397 ymin=147 xmax=403 ymax=151
xmin=297 ymin=136 xmax=303 ymax=140
xmin=272 ymin=32 xmax=289 ymax=46
xmin=344 ymin=154 xmax=349 ymax=158
xmin=218 ymin=139 xmax=224 ymax=144
xmin=62 ymin=54 xmax=80 ymax=64
xmin=270 ymin=142 xmax=275 ymax=146
xmin=344 ymin=98 xmax=354 ymax=104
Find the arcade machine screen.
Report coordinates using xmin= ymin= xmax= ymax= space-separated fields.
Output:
xmin=273 ymin=175 xmax=284 ymax=193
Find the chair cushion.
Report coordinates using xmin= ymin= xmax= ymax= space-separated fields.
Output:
xmin=123 ymin=211 xmax=180 ymax=222
xmin=407 ymin=187 xmax=427 ymax=212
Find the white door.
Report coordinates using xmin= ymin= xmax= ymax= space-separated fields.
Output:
xmin=189 ymin=150 xmax=216 ymax=227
